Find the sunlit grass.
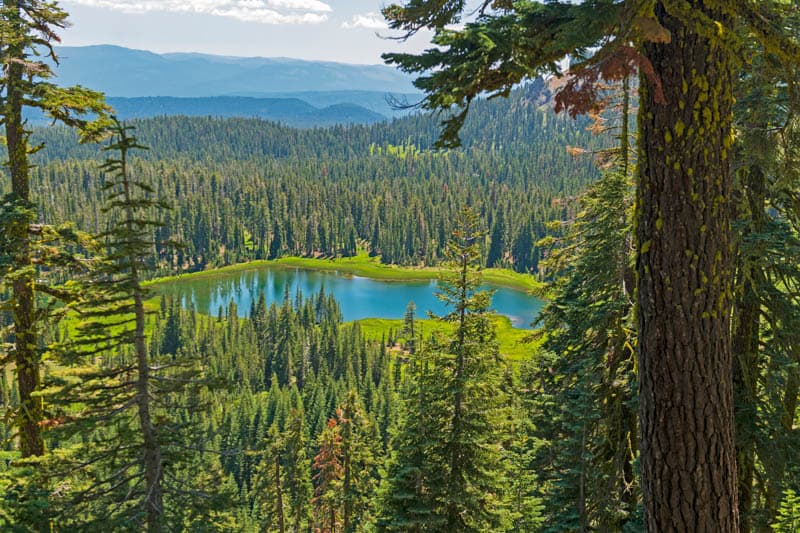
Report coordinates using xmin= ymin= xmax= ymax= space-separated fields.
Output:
xmin=144 ymin=252 xmax=544 ymax=294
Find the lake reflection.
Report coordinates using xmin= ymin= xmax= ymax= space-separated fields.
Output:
xmin=157 ymin=267 xmax=543 ymax=329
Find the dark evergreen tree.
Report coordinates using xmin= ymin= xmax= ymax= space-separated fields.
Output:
xmin=0 ymin=0 xmax=107 ymax=458
xmin=527 ymin=76 xmax=639 ymax=531
xmin=312 ymin=418 xmax=344 ymax=533
xmin=381 ymin=1 xmax=800 ymax=527
xmin=42 ymin=120 xmax=235 ymax=531
xmin=730 ymin=14 xmax=800 ymax=530
xmin=378 ymin=207 xmax=511 ymax=532
xmin=485 ymin=209 xmax=505 ymax=268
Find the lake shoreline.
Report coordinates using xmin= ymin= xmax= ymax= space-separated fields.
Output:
xmin=144 ymin=253 xmax=545 ymax=295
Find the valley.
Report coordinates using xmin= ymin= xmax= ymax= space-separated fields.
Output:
xmin=1 ymin=3 xmax=798 ymax=531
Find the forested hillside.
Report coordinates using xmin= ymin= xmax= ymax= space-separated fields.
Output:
xmin=2 ymin=1 xmax=799 ymax=532
xmin=26 ymin=96 xmax=389 ymax=128
xmin=21 ymin=83 xmax=599 ymax=274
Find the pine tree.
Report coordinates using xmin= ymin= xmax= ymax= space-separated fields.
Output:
xmin=379 ymin=207 xmax=510 ymax=532
xmin=44 ymin=119 xmax=235 ymax=530
xmin=485 ymin=209 xmax=505 ymax=268
xmin=402 ymin=301 xmax=416 ymax=354
xmin=377 ymin=346 xmax=446 ymax=532
xmin=312 ymin=418 xmax=344 ymax=533
xmin=284 ymin=408 xmax=313 ymax=532
xmin=436 ymin=207 xmax=510 ymax=532
xmin=528 ymin=76 xmax=638 ymax=531
xmin=337 ymin=390 xmax=379 ymax=532
xmin=99 ymin=118 xmax=164 ymax=531
xmin=381 ymin=1 xmax=800 ymax=527
xmin=0 ymin=0 xmax=108 ymax=458
xmin=730 ymin=14 xmax=800 ymax=529
xmin=255 ymin=425 xmax=288 ymax=532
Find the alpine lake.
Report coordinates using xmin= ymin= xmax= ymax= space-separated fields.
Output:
xmin=154 ymin=265 xmax=544 ymax=330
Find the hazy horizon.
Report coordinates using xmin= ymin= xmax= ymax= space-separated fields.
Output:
xmin=58 ymin=0 xmax=447 ymax=65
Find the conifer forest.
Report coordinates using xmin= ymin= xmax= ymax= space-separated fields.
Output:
xmin=1 ymin=1 xmax=800 ymax=531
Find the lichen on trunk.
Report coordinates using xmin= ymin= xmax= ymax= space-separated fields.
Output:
xmin=636 ymin=2 xmax=739 ymax=531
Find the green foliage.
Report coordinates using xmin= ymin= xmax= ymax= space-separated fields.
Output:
xmin=378 ymin=208 xmax=512 ymax=532
xmin=17 ymin=86 xmax=599 ymax=274
xmin=380 ymin=0 xmax=799 ymax=528
xmin=519 ymin=77 xmax=640 ymax=531
xmin=528 ymin=168 xmax=638 ymax=531
xmin=3 ymin=2 xmax=799 ymax=531
xmin=773 ymin=490 xmax=800 ymax=532
xmin=312 ymin=418 xmax=344 ymax=532
xmin=730 ymin=13 xmax=800 ymax=528
xmin=0 ymin=0 xmax=108 ymax=460
xmin=33 ymin=121 xmax=238 ymax=531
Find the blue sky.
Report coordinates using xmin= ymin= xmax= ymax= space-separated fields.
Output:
xmin=59 ymin=0 xmax=437 ymax=64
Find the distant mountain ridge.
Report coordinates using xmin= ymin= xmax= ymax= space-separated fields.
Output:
xmin=53 ymin=45 xmax=417 ymax=97
xmin=102 ymin=96 xmax=388 ymax=128
xmin=46 ymin=45 xmax=420 ymax=126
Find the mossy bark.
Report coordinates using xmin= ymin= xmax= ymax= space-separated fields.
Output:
xmin=4 ymin=0 xmax=44 ymax=458
xmin=637 ymin=2 xmax=739 ymax=530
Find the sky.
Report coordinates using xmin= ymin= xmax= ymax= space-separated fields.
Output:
xmin=59 ymin=0 xmax=437 ymax=65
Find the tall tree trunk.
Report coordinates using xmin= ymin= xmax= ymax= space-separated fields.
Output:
xmin=4 ymin=0 xmax=43 ymax=458
xmin=637 ymin=3 xmax=739 ymax=531
xmin=343 ymin=441 xmax=351 ymax=533
xmin=732 ymin=165 xmax=765 ymax=533
xmin=446 ymin=249 xmax=468 ymax=529
xmin=123 ymin=147 xmax=164 ymax=532
xmin=275 ymin=455 xmax=286 ymax=533
xmin=134 ymin=285 xmax=163 ymax=532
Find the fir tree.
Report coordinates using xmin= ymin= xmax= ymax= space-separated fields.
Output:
xmin=255 ymin=425 xmax=288 ymax=532
xmin=44 ymin=119 xmax=235 ymax=530
xmin=337 ymin=390 xmax=379 ymax=532
xmin=529 ymin=76 xmax=639 ymax=531
xmin=402 ymin=301 xmax=417 ymax=354
xmin=381 ymin=1 xmax=800 ymax=527
xmin=0 ymin=0 xmax=108 ymax=458
xmin=312 ymin=418 xmax=344 ymax=533
xmin=379 ymin=207 xmax=510 ymax=532
xmin=485 ymin=209 xmax=505 ymax=268
xmin=283 ymin=408 xmax=313 ymax=533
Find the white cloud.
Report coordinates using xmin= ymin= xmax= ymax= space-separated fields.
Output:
xmin=341 ymin=12 xmax=387 ymax=30
xmin=68 ymin=0 xmax=331 ymax=24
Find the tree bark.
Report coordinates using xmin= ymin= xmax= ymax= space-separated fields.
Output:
xmin=731 ymin=165 xmax=765 ymax=533
xmin=122 ymin=142 xmax=164 ymax=532
xmin=134 ymin=285 xmax=163 ymax=532
xmin=4 ymin=0 xmax=44 ymax=458
xmin=275 ymin=454 xmax=286 ymax=533
xmin=637 ymin=3 xmax=739 ymax=531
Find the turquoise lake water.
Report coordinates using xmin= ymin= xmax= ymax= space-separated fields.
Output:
xmin=157 ymin=266 xmax=544 ymax=329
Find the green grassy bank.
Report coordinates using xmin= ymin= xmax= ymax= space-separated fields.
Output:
xmin=349 ymin=316 xmax=540 ymax=362
xmin=145 ymin=253 xmax=544 ymax=294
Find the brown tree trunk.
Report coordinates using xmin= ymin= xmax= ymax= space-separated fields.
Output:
xmin=637 ymin=3 xmax=739 ymax=531
xmin=343 ymin=442 xmax=351 ymax=533
xmin=4 ymin=0 xmax=44 ymax=458
xmin=275 ymin=454 xmax=286 ymax=533
xmin=732 ymin=165 xmax=765 ymax=533
xmin=122 ymin=145 xmax=164 ymax=532
xmin=134 ymin=286 xmax=163 ymax=532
